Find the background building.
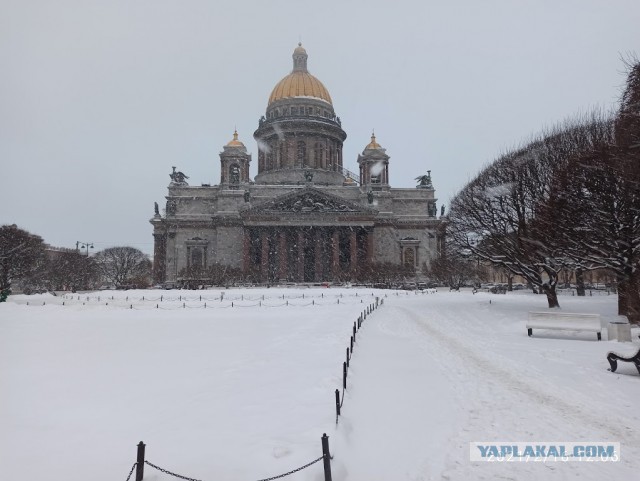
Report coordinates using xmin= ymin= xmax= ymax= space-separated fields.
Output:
xmin=151 ymin=44 xmax=443 ymax=284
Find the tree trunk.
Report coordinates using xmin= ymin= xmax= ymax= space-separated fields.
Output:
xmin=625 ymin=270 xmax=640 ymax=326
xmin=542 ymin=284 xmax=560 ymax=308
xmin=618 ymin=275 xmax=629 ymax=317
xmin=575 ymin=268 xmax=585 ymax=297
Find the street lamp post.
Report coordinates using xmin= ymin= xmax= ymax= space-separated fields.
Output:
xmin=76 ymin=241 xmax=94 ymax=256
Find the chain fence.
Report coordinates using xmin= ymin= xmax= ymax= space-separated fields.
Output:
xmin=124 ymin=462 xmax=137 ymax=481
xmin=142 ymin=454 xmax=326 ymax=481
xmin=21 ymin=290 xmax=431 ymax=310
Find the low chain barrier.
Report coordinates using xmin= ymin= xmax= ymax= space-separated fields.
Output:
xmin=127 ymin=436 xmax=332 ymax=481
xmin=23 ymin=293 xmax=412 ymax=310
xmin=334 ymin=297 xmax=383 ymax=425
xmin=124 ymin=462 xmax=137 ymax=481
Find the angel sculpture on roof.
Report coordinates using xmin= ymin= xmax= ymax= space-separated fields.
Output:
xmin=170 ymin=166 xmax=189 ymax=185
xmin=415 ymin=171 xmax=433 ymax=188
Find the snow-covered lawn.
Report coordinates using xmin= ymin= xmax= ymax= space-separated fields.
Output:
xmin=1 ymin=288 xmax=639 ymax=480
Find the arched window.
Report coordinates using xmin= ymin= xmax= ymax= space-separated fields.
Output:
xmin=229 ymin=164 xmax=240 ymax=184
xmin=314 ymin=142 xmax=324 ymax=168
xmin=297 ymin=141 xmax=306 ymax=167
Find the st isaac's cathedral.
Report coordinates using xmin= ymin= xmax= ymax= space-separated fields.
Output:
xmin=150 ymin=44 xmax=443 ymax=285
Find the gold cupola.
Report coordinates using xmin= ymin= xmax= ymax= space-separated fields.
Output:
xmin=268 ymin=43 xmax=333 ymax=106
xmin=226 ymin=129 xmax=245 ymax=148
xmin=364 ymin=132 xmax=382 ymax=150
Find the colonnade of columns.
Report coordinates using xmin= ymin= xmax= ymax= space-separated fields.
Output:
xmin=242 ymin=226 xmax=373 ymax=283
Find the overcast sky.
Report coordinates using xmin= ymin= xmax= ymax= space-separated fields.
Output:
xmin=2 ymin=0 xmax=638 ymax=256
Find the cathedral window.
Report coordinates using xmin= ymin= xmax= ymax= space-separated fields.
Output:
xmin=297 ymin=141 xmax=307 ymax=167
xmin=230 ymin=164 xmax=240 ymax=184
xmin=314 ymin=142 xmax=324 ymax=168
xmin=403 ymin=248 xmax=415 ymax=268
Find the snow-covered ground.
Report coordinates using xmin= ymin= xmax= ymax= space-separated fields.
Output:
xmin=1 ymin=288 xmax=639 ymax=481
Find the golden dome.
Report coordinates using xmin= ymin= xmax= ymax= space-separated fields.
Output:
xmin=365 ymin=132 xmax=382 ymax=150
xmin=226 ymin=129 xmax=245 ymax=147
xmin=268 ymin=43 xmax=333 ymax=106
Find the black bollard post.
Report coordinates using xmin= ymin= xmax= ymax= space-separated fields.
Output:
xmin=346 ymin=347 xmax=350 ymax=367
xmin=350 ymin=335 xmax=354 ymax=353
xmin=335 ymin=389 xmax=341 ymax=418
xmin=343 ymin=362 xmax=347 ymax=390
xmin=321 ymin=433 xmax=333 ymax=481
xmin=135 ymin=441 xmax=145 ymax=481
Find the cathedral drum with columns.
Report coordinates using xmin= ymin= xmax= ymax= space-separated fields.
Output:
xmin=150 ymin=44 xmax=443 ymax=285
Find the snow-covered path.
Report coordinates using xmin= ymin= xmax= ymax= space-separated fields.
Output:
xmin=331 ymin=301 xmax=460 ymax=480
xmin=338 ymin=294 xmax=640 ymax=480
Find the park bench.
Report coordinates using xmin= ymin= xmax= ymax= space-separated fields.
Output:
xmin=607 ymin=347 xmax=640 ymax=375
xmin=526 ymin=311 xmax=602 ymax=340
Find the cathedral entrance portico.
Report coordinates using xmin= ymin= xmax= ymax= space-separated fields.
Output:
xmin=242 ymin=225 xmax=371 ymax=283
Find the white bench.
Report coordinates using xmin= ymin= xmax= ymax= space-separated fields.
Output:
xmin=527 ymin=311 xmax=602 ymax=341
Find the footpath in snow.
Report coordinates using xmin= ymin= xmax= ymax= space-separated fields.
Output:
xmin=336 ymin=292 xmax=640 ymax=480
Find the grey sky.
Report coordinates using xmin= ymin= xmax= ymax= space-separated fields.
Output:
xmin=2 ymin=0 xmax=638 ymax=256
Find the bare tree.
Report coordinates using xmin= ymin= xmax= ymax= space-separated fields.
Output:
xmin=540 ymin=60 xmax=640 ymax=322
xmin=447 ymin=116 xmax=614 ymax=308
xmin=427 ymin=245 xmax=485 ymax=290
xmin=94 ymin=247 xmax=151 ymax=288
xmin=0 ymin=224 xmax=47 ymax=297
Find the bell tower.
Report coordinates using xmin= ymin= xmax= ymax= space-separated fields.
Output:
xmin=220 ymin=130 xmax=251 ymax=188
xmin=358 ymin=133 xmax=390 ymax=187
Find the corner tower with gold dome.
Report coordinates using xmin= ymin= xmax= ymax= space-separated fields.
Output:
xmin=254 ymin=43 xmax=348 ymax=185
xmin=150 ymin=44 xmax=442 ymax=286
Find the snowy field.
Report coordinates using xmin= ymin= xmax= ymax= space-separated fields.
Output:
xmin=1 ymin=287 xmax=639 ymax=481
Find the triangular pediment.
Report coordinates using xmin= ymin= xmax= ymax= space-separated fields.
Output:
xmin=242 ymin=188 xmax=376 ymax=217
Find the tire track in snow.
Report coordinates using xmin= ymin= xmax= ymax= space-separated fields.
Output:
xmin=383 ymin=303 xmax=639 ymax=480
xmin=393 ymin=304 xmax=635 ymax=444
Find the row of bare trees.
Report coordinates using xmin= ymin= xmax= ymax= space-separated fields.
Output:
xmin=446 ymin=60 xmax=640 ymax=322
xmin=0 ymin=224 xmax=151 ymax=297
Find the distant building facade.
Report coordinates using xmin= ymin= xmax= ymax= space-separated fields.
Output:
xmin=151 ymin=44 xmax=443 ymax=284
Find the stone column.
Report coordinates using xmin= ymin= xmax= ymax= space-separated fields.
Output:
xmin=349 ymin=229 xmax=357 ymax=278
xmin=331 ymin=230 xmax=340 ymax=279
xmin=278 ymin=230 xmax=287 ymax=280
xmin=297 ymin=230 xmax=305 ymax=282
xmin=152 ymin=232 xmax=167 ymax=284
xmin=366 ymin=229 xmax=374 ymax=264
xmin=242 ymin=229 xmax=251 ymax=275
xmin=315 ymin=229 xmax=324 ymax=281
xmin=260 ymin=230 xmax=269 ymax=282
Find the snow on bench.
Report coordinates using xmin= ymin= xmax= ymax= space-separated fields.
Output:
xmin=526 ymin=311 xmax=602 ymax=341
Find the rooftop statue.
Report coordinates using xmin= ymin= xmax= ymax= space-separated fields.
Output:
xmin=170 ymin=166 xmax=189 ymax=185
xmin=415 ymin=171 xmax=433 ymax=188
